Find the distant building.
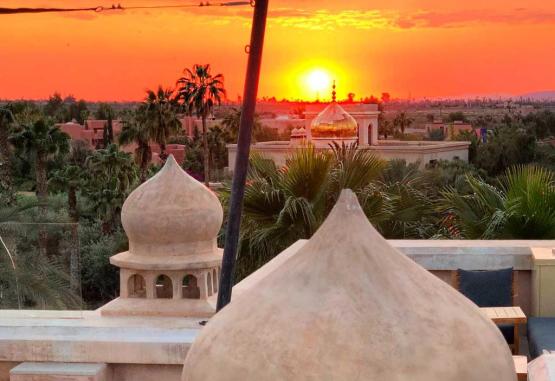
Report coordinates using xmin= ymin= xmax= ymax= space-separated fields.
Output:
xmin=57 ymin=118 xmax=123 ymax=148
xmin=58 ymin=118 xmax=186 ymax=165
xmin=228 ymin=87 xmax=470 ymax=170
xmin=425 ymin=120 xmax=476 ymax=140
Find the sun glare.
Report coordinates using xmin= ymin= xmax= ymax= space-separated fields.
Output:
xmin=306 ymin=69 xmax=332 ymax=97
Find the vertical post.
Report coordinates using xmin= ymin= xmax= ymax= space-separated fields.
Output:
xmin=217 ymin=0 xmax=269 ymax=311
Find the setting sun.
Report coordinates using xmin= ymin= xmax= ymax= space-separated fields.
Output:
xmin=305 ymin=69 xmax=332 ymax=98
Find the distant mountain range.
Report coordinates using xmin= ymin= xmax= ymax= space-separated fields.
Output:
xmin=519 ymin=91 xmax=555 ymax=100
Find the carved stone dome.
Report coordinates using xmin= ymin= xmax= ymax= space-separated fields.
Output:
xmin=117 ymin=155 xmax=223 ymax=268
xmin=310 ymin=102 xmax=358 ymax=139
xmin=182 ymin=190 xmax=515 ymax=381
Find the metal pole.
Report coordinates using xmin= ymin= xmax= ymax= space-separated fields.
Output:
xmin=217 ymin=0 xmax=269 ymax=311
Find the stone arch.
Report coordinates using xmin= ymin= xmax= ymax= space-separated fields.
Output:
xmin=128 ymin=274 xmax=146 ymax=298
xmin=155 ymin=274 xmax=173 ymax=299
xmin=182 ymin=274 xmax=201 ymax=299
xmin=212 ymin=268 xmax=218 ymax=293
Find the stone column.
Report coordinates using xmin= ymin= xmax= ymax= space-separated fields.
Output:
xmin=172 ymin=273 xmax=183 ymax=300
xmin=358 ymin=122 xmax=369 ymax=146
xmin=145 ymin=273 xmax=156 ymax=299
xmin=199 ymin=272 xmax=209 ymax=299
xmin=120 ymin=269 xmax=130 ymax=298
xmin=370 ymin=115 xmax=379 ymax=145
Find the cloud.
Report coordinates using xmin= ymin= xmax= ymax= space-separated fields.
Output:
xmin=50 ymin=4 xmax=555 ymax=31
xmin=264 ymin=7 xmax=555 ymax=30
xmin=268 ymin=8 xmax=394 ymax=30
xmin=394 ymin=8 xmax=555 ymax=29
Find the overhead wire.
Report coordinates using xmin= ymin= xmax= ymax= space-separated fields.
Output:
xmin=0 ymin=1 xmax=253 ymax=15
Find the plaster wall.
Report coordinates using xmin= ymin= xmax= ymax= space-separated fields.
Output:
xmin=227 ymin=141 xmax=470 ymax=170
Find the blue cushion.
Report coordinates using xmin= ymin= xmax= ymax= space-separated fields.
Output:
xmin=458 ymin=268 xmax=513 ymax=307
xmin=528 ymin=317 xmax=555 ymax=359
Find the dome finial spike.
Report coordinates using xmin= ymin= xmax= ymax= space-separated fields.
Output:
xmin=332 ymin=80 xmax=337 ymax=102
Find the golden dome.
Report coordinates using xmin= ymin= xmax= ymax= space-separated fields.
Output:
xmin=310 ymin=102 xmax=358 ymax=139
xmin=182 ymin=190 xmax=515 ymax=381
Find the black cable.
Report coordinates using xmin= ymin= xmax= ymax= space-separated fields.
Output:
xmin=0 ymin=1 xmax=252 ymax=15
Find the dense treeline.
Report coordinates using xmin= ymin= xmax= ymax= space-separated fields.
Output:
xmin=0 ymin=94 xmax=554 ymax=307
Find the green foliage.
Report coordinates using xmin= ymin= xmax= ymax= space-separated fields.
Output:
xmin=4 ymin=101 xmax=42 ymax=125
xmin=445 ymin=111 xmax=468 ymax=123
xmin=84 ymin=144 xmax=138 ymax=232
xmin=79 ymin=221 xmax=126 ymax=308
xmin=9 ymin=119 xmax=70 ymax=209
xmin=95 ymin=103 xmax=116 ymax=120
xmin=119 ymin=108 xmax=153 ymax=182
xmin=0 ymin=108 xmax=16 ymax=205
xmin=221 ymin=107 xmax=264 ymax=142
xmin=438 ymin=165 xmax=555 ymax=239
xmin=222 ymin=144 xmax=415 ymax=281
xmin=474 ymin=125 xmax=536 ymax=176
xmin=523 ymin=110 xmax=555 ymax=139
xmin=0 ymin=201 xmax=81 ymax=309
xmin=535 ymin=144 xmax=555 ymax=171
xmin=43 ymin=93 xmax=89 ymax=124
xmin=393 ymin=112 xmax=413 ymax=137
xmin=423 ymin=159 xmax=487 ymax=196
xmin=206 ymin=125 xmax=230 ymax=177
xmin=177 ymin=64 xmax=226 ymax=184
xmin=177 ymin=65 xmax=226 ymax=119
xmin=142 ymin=87 xmax=181 ymax=160
xmin=43 ymin=93 xmax=65 ymax=121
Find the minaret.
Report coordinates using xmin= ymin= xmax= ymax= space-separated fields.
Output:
xmin=100 ymin=155 xmax=223 ymax=318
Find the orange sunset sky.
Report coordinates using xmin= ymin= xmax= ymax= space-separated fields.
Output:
xmin=1 ymin=0 xmax=554 ymax=101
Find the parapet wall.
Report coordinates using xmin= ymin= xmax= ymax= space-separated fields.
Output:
xmin=0 ymin=240 xmax=552 ymax=381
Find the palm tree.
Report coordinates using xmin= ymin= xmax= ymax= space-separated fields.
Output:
xmin=438 ymin=165 xmax=555 ymax=239
xmin=9 ymin=119 xmax=70 ymax=255
xmin=0 ymin=203 xmax=81 ymax=309
xmin=221 ymin=143 xmax=385 ymax=280
xmin=143 ymin=87 xmax=181 ymax=162
xmin=393 ymin=112 xmax=413 ymax=137
xmin=206 ymin=125 xmax=231 ymax=179
xmin=177 ymin=64 xmax=226 ymax=185
xmin=9 ymin=119 xmax=70 ymax=207
xmin=221 ymin=107 xmax=261 ymax=142
xmin=49 ymin=165 xmax=84 ymax=292
xmin=119 ymin=109 xmax=152 ymax=183
xmin=0 ymin=108 xmax=15 ymax=205
xmin=52 ymin=139 xmax=91 ymax=280
xmin=85 ymin=144 xmax=138 ymax=233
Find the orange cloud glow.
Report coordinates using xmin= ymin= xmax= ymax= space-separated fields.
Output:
xmin=0 ymin=0 xmax=554 ymax=101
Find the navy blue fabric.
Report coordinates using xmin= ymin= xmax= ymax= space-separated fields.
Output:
xmin=457 ymin=268 xmax=514 ymax=345
xmin=528 ymin=317 xmax=555 ymax=359
xmin=457 ymin=268 xmax=513 ymax=307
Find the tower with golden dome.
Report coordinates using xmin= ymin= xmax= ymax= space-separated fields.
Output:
xmin=309 ymin=81 xmax=359 ymax=141
xmin=100 ymin=155 xmax=223 ymax=318
xmin=297 ymin=81 xmax=379 ymax=147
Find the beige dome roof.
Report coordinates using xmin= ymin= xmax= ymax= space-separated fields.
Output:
xmin=120 ymin=155 xmax=223 ymax=264
xmin=182 ymin=190 xmax=515 ymax=381
xmin=310 ymin=102 xmax=358 ymax=139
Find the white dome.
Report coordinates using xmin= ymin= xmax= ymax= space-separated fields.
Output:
xmin=120 ymin=155 xmax=223 ymax=263
xmin=182 ymin=190 xmax=515 ymax=381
